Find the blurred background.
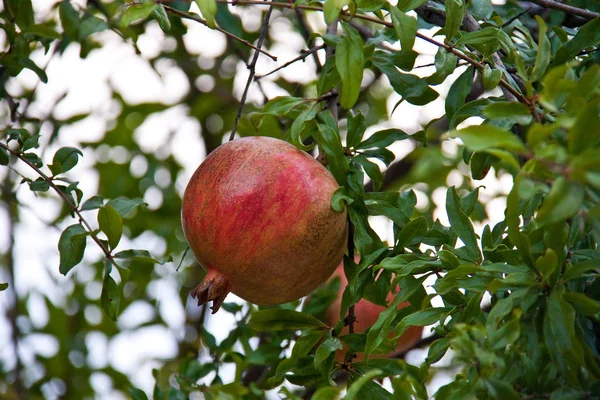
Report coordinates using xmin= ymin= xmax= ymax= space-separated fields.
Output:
xmin=0 ymin=0 xmax=513 ymax=398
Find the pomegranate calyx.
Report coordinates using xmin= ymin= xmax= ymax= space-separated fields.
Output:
xmin=190 ymin=269 xmax=231 ymax=314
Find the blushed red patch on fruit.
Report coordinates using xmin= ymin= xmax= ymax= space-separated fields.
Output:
xmin=182 ymin=137 xmax=347 ymax=310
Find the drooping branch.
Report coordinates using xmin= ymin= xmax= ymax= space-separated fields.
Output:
xmin=163 ymin=5 xmax=277 ymax=61
xmin=229 ymin=5 xmax=274 ymax=140
xmin=0 ymin=142 xmax=120 ymax=270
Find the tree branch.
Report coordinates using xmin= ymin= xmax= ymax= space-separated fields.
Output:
xmin=255 ymin=44 xmax=325 ymax=80
xmin=163 ymin=5 xmax=277 ymax=61
xmin=229 ymin=4 xmax=274 ymax=140
xmin=0 ymin=142 xmax=120 ymax=270
xmin=528 ymin=0 xmax=599 ymax=19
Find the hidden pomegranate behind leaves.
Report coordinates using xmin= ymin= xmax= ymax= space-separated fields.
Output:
xmin=182 ymin=136 xmax=348 ymax=313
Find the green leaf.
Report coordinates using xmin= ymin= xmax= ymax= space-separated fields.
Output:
xmin=345 ymin=369 xmax=384 ymax=400
xmin=323 ymin=0 xmax=347 ymax=24
xmin=426 ymin=338 xmax=451 ymax=365
xmin=314 ymin=336 xmax=342 ymax=369
xmin=336 ymin=23 xmax=364 ymax=109
xmin=0 ymin=146 xmax=8 ymax=165
xmin=120 ymin=1 xmax=156 ymax=28
xmin=347 ymin=111 xmax=367 ymax=150
xmin=456 ymin=27 xmax=514 ymax=56
xmin=289 ymin=106 xmax=317 ymax=151
xmin=14 ymin=57 xmax=48 ymax=83
xmin=313 ymin=386 xmax=342 ymax=400
xmin=152 ymin=4 xmax=171 ymax=32
xmin=247 ymin=309 xmax=329 ymax=331
xmin=113 ymin=250 xmax=171 ymax=265
xmin=101 ymin=272 xmax=121 ymax=321
xmin=58 ymin=224 xmax=87 ymax=275
xmin=81 ymin=196 xmax=104 ymax=211
xmin=355 ymin=155 xmax=383 ymax=191
xmin=449 ymin=98 xmax=492 ymax=130
xmin=445 ymin=0 xmax=466 ymax=44
xmin=562 ymin=292 xmax=600 ymax=316
xmin=262 ymin=96 xmax=306 ymax=116
xmin=468 ymin=0 xmax=493 ymax=19
xmin=6 ymin=0 xmax=34 ymax=29
xmin=29 ymin=178 xmax=50 ymax=192
xmin=130 ymin=388 xmax=149 ymax=400
xmin=0 ymin=282 xmax=8 ymax=291
xmin=331 ymin=187 xmax=353 ymax=212
xmin=428 ymin=48 xmax=458 ymax=85
xmin=531 ymin=16 xmax=551 ymax=83
xmin=195 ymin=0 xmax=217 ymax=28
xmin=485 ymin=378 xmax=519 ymax=400
xmin=356 ymin=129 xmax=411 ymax=150
xmin=390 ymin=7 xmax=417 ymax=52
xmin=554 ymin=17 xmax=600 ymax=65
xmin=450 ymin=124 xmax=526 ymax=152
xmin=569 ymin=97 xmax=600 ymax=155
xmin=78 ymin=16 xmax=109 ymax=40
xmin=536 ymin=248 xmax=558 ymax=282
xmin=397 ymin=0 xmax=429 ymax=11
xmin=373 ymin=55 xmax=439 ymax=105
xmin=395 ymin=217 xmax=428 ymax=249
xmin=445 ymin=67 xmax=474 ymax=122
xmin=482 ymin=64 xmax=502 ymax=91
xmin=316 ymin=123 xmax=350 ymax=185
xmin=49 ymin=147 xmax=83 ymax=175
xmin=536 ymin=177 xmax=584 ymax=226
xmin=483 ymin=102 xmax=532 ymax=125
xmin=59 ymin=0 xmax=80 ymax=39
xmin=446 ymin=187 xmax=481 ymax=261
xmin=394 ymin=307 xmax=454 ymax=338
xmin=98 ymin=205 xmax=123 ymax=251
xmin=563 ymin=259 xmax=600 ymax=281
xmin=105 ymin=197 xmax=146 ymax=217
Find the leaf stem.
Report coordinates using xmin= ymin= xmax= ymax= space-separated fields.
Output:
xmin=0 ymin=142 xmax=120 ymax=269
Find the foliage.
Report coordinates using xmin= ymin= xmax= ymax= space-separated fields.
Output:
xmin=0 ymin=0 xmax=599 ymax=399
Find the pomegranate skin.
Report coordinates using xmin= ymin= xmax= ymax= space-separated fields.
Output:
xmin=325 ymin=263 xmax=424 ymax=361
xmin=182 ymin=136 xmax=348 ymax=312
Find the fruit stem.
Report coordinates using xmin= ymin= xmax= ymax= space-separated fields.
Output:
xmin=191 ymin=268 xmax=231 ymax=314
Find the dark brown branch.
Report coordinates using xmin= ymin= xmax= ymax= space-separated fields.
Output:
xmin=163 ymin=5 xmax=277 ymax=61
xmin=0 ymin=142 xmax=120 ymax=269
xmin=528 ymin=0 xmax=599 ymax=19
xmin=229 ymin=4 xmax=274 ymax=140
xmin=255 ymin=44 xmax=325 ymax=80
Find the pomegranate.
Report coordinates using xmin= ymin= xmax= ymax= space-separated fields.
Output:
xmin=182 ymin=136 xmax=348 ymax=313
xmin=325 ymin=262 xmax=423 ymax=361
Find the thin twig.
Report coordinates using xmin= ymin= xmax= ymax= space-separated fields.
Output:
xmin=528 ymin=0 xmax=599 ymax=19
xmin=255 ymin=44 xmax=325 ymax=80
xmin=229 ymin=4 xmax=274 ymax=141
xmin=0 ymin=142 xmax=120 ymax=269
xmin=162 ymin=5 xmax=277 ymax=61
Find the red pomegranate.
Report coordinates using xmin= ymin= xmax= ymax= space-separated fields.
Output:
xmin=326 ymin=262 xmax=424 ymax=361
xmin=182 ymin=136 xmax=348 ymax=313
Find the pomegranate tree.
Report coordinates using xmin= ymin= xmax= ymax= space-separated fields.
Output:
xmin=181 ymin=136 xmax=348 ymax=313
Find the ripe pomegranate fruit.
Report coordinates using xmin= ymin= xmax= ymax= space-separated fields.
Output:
xmin=325 ymin=262 xmax=423 ymax=361
xmin=182 ymin=136 xmax=348 ymax=313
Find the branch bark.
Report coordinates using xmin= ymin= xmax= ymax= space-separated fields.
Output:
xmin=528 ymin=0 xmax=599 ymax=19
